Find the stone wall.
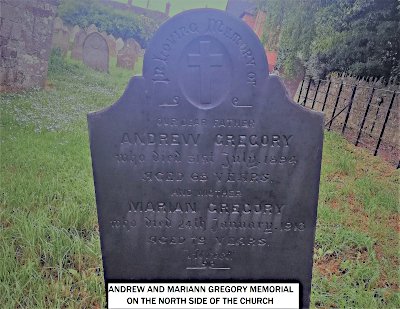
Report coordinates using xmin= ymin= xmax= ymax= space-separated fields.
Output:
xmin=0 ymin=0 xmax=59 ymax=91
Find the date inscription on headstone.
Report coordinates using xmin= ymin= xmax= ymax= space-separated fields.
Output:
xmin=88 ymin=9 xmax=323 ymax=309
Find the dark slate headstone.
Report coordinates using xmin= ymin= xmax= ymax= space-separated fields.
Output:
xmin=83 ymin=32 xmax=109 ymax=73
xmin=88 ymin=9 xmax=323 ymax=309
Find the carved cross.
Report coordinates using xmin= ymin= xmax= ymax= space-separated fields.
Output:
xmin=188 ymin=41 xmax=223 ymax=105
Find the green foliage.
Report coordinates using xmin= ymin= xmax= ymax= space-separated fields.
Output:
xmin=48 ymin=48 xmax=78 ymax=75
xmin=59 ymin=0 xmax=159 ymax=47
xmin=0 ymin=52 xmax=140 ymax=308
xmin=261 ymin=0 xmax=319 ymax=76
xmin=261 ymin=0 xmax=400 ymax=80
xmin=115 ymin=0 xmax=228 ymax=16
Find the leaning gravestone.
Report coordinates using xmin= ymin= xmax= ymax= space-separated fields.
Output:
xmin=107 ymin=34 xmax=117 ymax=57
xmin=115 ymin=38 xmax=124 ymax=52
xmin=70 ymin=25 xmax=81 ymax=43
xmin=116 ymin=43 xmax=137 ymax=70
xmin=82 ymin=32 xmax=109 ymax=72
xmin=71 ymin=29 xmax=86 ymax=60
xmin=53 ymin=16 xmax=63 ymax=30
xmin=126 ymin=38 xmax=141 ymax=55
xmin=88 ymin=9 xmax=323 ymax=309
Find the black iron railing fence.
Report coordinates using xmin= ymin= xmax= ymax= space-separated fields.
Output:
xmin=296 ymin=76 xmax=399 ymax=168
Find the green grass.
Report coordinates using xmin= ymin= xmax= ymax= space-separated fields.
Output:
xmin=114 ymin=0 xmax=228 ymax=16
xmin=1 ymin=53 xmax=399 ymax=308
xmin=313 ymin=133 xmax=399 ymax=308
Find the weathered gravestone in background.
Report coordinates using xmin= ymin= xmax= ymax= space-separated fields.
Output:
xmin=82 ymin=32 xmax=109 ymax=72
xmin=107 ymin=34 xmax=117 ymax=57
xmin=52 ymin=18 xmax=70 ymax=56
xmin=70 ymin=25 xmax=81 ymax=43
xmin=87 ymin=24 xmax=98 ymax=34
xmin=71 ymin=29 xmax=86 ymax=60
xmin=126 ymin=38 xmax=141 ymax=55
xmin=115 ymin=38 xmax=124 ymax=52
xmin=117 ymin=41 xmax=138 ymax=70
xmin=88 ymin=9 xmax=323 ymax=308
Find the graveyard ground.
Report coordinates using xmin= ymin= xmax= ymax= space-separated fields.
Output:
xmin=0 ymin=52 xmax=399 ymax=308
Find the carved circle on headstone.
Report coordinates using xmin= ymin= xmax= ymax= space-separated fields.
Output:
xmin=178 ymin=36 xmax=232 ymax=109
xmin=143 ymin=9 xmax=268 ymax=109
xmin=82 ymin=32 xmax=109 ymax=72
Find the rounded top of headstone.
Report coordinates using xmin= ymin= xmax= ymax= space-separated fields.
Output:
xmin=143 ymin=8 xmax=268 ymax=110
xmin=87 ymin=24 xmax=98 ymax=34
xmin=116 ymin=38 xmax=125 ymax=51
xmin=54 ymin=17 xmax=63 ymax=30
xmin=83 ymin=32 xmax=109 ymax=51
xmin=83 ymin=32 xmax=109 ymax=72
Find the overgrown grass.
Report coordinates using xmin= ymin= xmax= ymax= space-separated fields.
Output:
xmin=313 ymin=133 xmax=399 ymax=308
xmin=1 ymin=53 xmax=399 ymax=308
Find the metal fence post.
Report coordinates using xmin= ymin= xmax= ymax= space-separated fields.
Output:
xmin=297 ymin=79 xmax=305 ymax=103
xmin=328 ymin=83 xmax=343 ymax=131
xmin=302 ymin=77 xmax=312 ymax=107
xmin=355 ymin=88 xmax=375 ymax=146
xmin=311 ymin=80 xmax=321 ymax=109
xmin=322 ymin=81 xmax=332 ymax=111
xmin=370 ymin=96 xmax=384 ymax=134
xmin=341 ymin=85 xmax=358 ymax=134
xmin=374 ymin=92 xmax=396 ymax=156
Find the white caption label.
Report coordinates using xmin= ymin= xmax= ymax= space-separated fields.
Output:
xmin=108 ymin=283 xmax=299 ymax=308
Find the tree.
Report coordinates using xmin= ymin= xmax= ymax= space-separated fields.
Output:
xmin=310 ymin=0 xmax=400 ymax=79
xmin=260 ymin=0 xmax=400 ymax=80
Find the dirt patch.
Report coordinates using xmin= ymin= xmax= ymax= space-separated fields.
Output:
xmin=374 ymin=243 xmax=400 ymax=290
xmin=344 ymin=246 xmax=369 ymax=263
xmin=330 ymin=199 xmax=340 ymax=209
xmin=343 ymin=193 xmax=371 ymax=233
xmin=326 ymin=171 xmax=348 ymax=180
xmin=315 ymin=246 xmax=370 ymax=278
xmin=387 ymin=214 xmax=400 ymax=233
xmin=315 ymin=253 xmax=342 ymax=278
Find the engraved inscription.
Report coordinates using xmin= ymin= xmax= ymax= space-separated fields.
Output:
xmin=120 ymin=132 xmax=201 ymax=146
xmin=129 ymin=200 xmax=197 ymax=213
xmin=151 ymin=23 xmax=199 ymax=82
xmin=206 ymin=18 xmax=256 ymax=66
